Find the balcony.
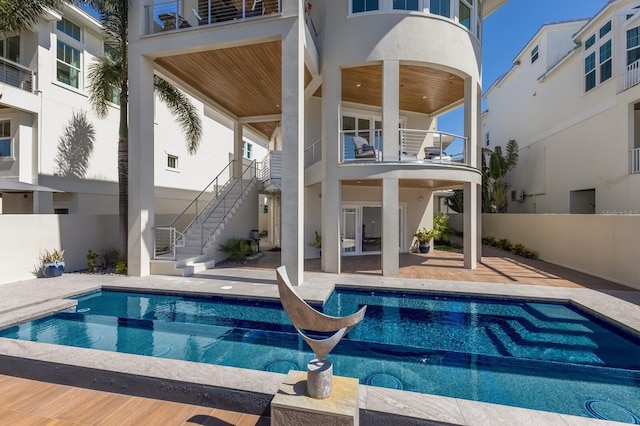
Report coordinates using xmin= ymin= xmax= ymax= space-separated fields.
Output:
xmin=144 ymin=0 xmax=281 ymax=35
xmin=0 ymin=57 xmax=35 ymax=93
xmin=632 ymin=147 xmax=640 ymax=174
xmin=339 ymin=129 xmax=470 ymax=166
xmin=625 ymin=59 xmax=640 ymax=90
xmin=259 ymin=150 xmax=282 ymax=191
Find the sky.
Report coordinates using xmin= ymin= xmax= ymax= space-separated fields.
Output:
xmin=438 ymin=0 xmax=609 ymax=137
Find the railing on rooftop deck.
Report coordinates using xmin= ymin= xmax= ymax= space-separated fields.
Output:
xmin=339 ymin=128 xmax=470 ymax=167
xmin=0 ymin=57 xmax=35 ymax=93
xmin=304 ymin=139 xmax=321 ymax=168
xmin=625 ymin=59 xmax=640 ymax=90
xmin=144 ymin=0 xmax=281 ymax=35
xmin=632 ymin=147 xmax=640 ymax=174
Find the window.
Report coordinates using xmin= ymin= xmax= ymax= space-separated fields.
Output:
xmin=0 ymin=120 xmax=11 ymax=157
xmin=627 ymin=26 xmax=640 ymax=65
xmin=459 ymin=0 xmax=472 ymax=30
xmin=104 ymin=42 xmax=118 ymax=61
xmin=600 ymin=40 xmax=612 ymax=83
xmin=430 ymin=0 xmax=450 ymax=17
xmin=56 ymin=41 xmax=80 ymax=88
xmin=243 ymin=141 xmax=253 ymax=159
xmin=585 ymin=34 xmax=596 ymax=50
xmin=167 ymin=154 xmax=178 ymax=169
xmin=600 ymin=21 xmax=611 ymax=38
xmin=485 ymin=132 xmax=490 ymax=147
xmin=57 ymin=17 xmax=81 ymax=41
xmin=585 ymin=52 xmax=596 ymax=91
xmin=0 ymin=36 xmax=20 ymax=63
xmin=352 ymin=0 xmax=379 ymax=13
xmin=531 ymin=45 xmax=539 ymax=63
xmin=393 ymin=0 xmax=419 ymax=10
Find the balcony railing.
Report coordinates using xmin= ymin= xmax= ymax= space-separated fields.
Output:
xmin=259 ymin=150 xmax=282 ymax=182
xmin=625 ymin=59 xmax=640 ymax=90
xmin=144 ymin=0 xmax=281 ymax=35
xmin=304 ymin=139 xmax=321 ymax=168
xmin=340 ymin=128 xmax=470 ymax=166
xmin=632 ymin=147 xmax=640 ymax=174
xmin=0 ymin=57 xmax=35 ymax=93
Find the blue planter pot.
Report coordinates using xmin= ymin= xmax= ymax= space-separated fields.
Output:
xmin=418 ymin=243 xmax=430 ymax=254
xmin=43 ymin=260 xmax=65 ymax=278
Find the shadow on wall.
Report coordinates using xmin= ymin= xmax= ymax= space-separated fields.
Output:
xmin=54 ymin=110 xmax=96 ymax=179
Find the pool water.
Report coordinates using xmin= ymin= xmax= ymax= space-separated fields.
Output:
xmin=1 ymin=289 xmax=640 ymax=423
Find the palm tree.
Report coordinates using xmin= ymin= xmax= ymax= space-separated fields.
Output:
xmin=484 ymin=139 xmax=519 ymax=213
xmin=1 ymin=0 xmax=203 ymax=258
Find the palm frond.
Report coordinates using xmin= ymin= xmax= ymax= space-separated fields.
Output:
xmin=0 ymin=0 xmax=65 ymax=36
xmin=505 ymin=139 xmax=519 ymax=171
xmin=154 ymin=76 xmax=203 ymax=154
xmin=87 ymin=54 xmax=122 ymax=118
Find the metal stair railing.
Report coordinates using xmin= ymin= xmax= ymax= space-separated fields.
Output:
xmin=199 ymin=160 xmax=257 ymax=251
xmin=153 ymin=159 xmax=235 ymax=260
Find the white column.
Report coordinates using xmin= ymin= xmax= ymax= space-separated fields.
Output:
xmin=33 ymin=192 xmax=53 ymax=214
xmin=233 ymin=121 xmax=244 ymax=178
xmin=382 ymin=178 xmax=399 ymax=276
xmin=280 ymin=15 xmax=305 ymax=285
xmin=464 ymin=181 xmax=478 ymax=269
xmin=464 ymin=77 xmax=480 ymax=168
xmin=17 ymin=112 xmax=34 ymax=183
xmin=127 ymin=53 xmax=156 ymax=276
xmin=322 ymin=65 xmax=341 ymax=274
xmin=382 ymin=60 xmax=399 ymax=162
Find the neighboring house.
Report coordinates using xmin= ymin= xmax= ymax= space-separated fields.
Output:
xmin=482 ymin=0 xmax=640 ymax=214
xmin=128 ymin=0 xmax=507 ymax=284
xmin=0 ymin=4 xmax=266 ymax=216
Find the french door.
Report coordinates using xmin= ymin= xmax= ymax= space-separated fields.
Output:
xmin=341 ymin=204 xmax=404 ymax=255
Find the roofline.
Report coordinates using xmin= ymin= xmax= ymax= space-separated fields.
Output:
xmin=572 ymin=0 xmax=619 ymax=41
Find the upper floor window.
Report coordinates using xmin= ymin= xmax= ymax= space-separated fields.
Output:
xmin=600 ymin=39 xmax=612 ymax=83
xmin=531 ymin=45 xmax=539 ymax=63
xmin=56 ymin=41 xmax=81 ymax=88
xmin=430 ymin=0 xmax=451 ymax=18
xmin=600 ymin=21 xmax=611 ymax=38
xmin=243 ymin=141 xmax=253 ymax=159
xmin=627 ymin=26 xmax=640 ymax=65
xmin=0 ymin=120 xmax=11 ymax=157
xmin=352 ymin=0 xmax=379 ymax=13
xmin=393 ymin=0 xmax=419 ymax=10
xmin=57 ymin=17 xmax=81 ymax=42
xmin=585 ymin=34 xmax=596 ymax=50
xmin=0 ymin=36 xmax=20 ymax=63
xmin=585 ymin=52 xmax=596 ymax=92
xmin=458 ymin=0 xmax=472 ymax=30
xmin=485 ymin=131 xmax=490 ymax=147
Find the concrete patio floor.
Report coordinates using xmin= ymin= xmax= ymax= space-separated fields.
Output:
xmin=0 ymin=247 xmax=639 ymax=425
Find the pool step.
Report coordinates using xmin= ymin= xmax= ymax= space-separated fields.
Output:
xmin=0 ymin=299 xmax=77 ymax=330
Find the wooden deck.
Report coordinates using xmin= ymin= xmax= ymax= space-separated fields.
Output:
xmin=0 ymin=374 xmax=267 ymax=425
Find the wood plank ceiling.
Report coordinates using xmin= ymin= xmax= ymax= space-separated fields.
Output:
xmin=156 ymin=42 xmax=464 ymax=139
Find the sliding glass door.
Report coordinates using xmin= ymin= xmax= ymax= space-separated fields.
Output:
xmin=341 ymin=205 xmax=404 ymax=255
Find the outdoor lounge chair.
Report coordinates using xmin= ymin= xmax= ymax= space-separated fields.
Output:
xmin=352 ymin=136 xmax=377 ymax=159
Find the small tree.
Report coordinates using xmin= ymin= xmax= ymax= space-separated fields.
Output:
xmin=484 ymin=139 xmax=519 ymax=213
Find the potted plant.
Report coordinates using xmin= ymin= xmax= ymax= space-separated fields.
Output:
xmin=309 ymin=230 xmax=322 ymax=256
xmin=40 ymin=248 xmax=65 ymax=278
xmin=414 ymin=227 xmax=435 ymax=253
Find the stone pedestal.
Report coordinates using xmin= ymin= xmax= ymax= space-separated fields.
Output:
xmin=271 ymin=370 xmax=359 ymax=426
xmin=307 ymin=359 xmax=332 ymax=399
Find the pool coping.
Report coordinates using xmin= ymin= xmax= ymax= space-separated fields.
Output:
xmin=0 ymin=271 xmax=639 ymax=425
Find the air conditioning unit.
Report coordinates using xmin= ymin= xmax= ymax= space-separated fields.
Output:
xmin=511 ymin=189 xmax=525 ymax=202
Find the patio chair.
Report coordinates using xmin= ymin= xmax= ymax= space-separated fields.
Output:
xmin=352 ymin=136 xmax=377 ymax=159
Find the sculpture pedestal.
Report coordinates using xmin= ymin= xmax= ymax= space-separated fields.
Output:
xmin=271 ymin=370 xmax=359 ymax=426
xmin=307 ymin=359 xmax=332 ymax=399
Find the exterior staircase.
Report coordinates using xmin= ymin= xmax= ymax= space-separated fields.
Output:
xmin=151 ymin=160 xmax=258 ymax=276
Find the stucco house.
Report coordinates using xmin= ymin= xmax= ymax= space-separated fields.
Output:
xmin=482 ymin=0 xmax=640 ymax=214
xmin=0 ymin=3 xmax=266 ymax=217
xmin=128 ymin=0 xmax=507 ymax=284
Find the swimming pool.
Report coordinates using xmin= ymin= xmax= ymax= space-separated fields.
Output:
xmin=1 ymin=289 xmax=640 ymax=423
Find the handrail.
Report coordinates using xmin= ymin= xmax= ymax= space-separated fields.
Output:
xmin=153 ymin=226 xmax=185 ymax=261
xmin=0 ymin=56 xmax=36 ymax=93
xmin=304 ymin=139 xmax=322 ymax=167
xmin=169 ymin=159 xmax=235 ymax=229
xmin=200 ymin=160 xmax=257 ymax=250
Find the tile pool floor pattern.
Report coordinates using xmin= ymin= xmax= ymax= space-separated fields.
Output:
xmin=0 ymin=249 xmax=639 ymax=425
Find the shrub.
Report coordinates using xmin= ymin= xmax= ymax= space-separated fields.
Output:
xmin=219 ymin=238 xmax=256 ymax=262
xmin=103 ymin=248 xmax=121 ymax=270
xmin=432 ymin=213 xmax=453 ymax=244
xmin=86 ymin=250 xmax=100 ymax=272
xmin=498 ymin=238 xmax=512 ymax=251
xmin=482 ymin=236 xmax=496 ymax=246
xmin=115 ymin=261 xmax=127 ymax=274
